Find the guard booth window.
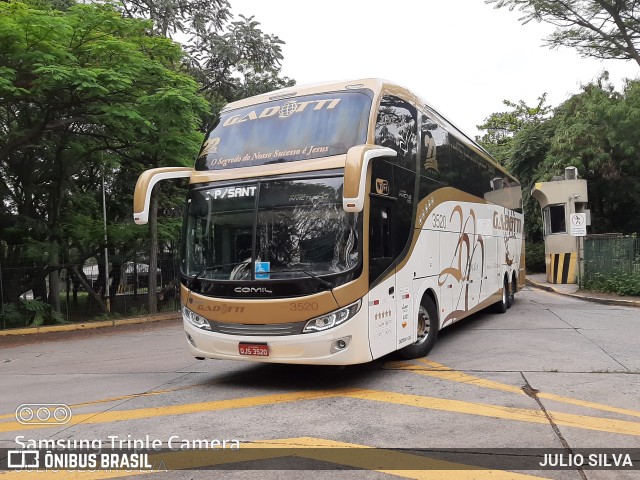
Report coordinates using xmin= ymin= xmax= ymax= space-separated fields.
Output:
xmin=543 ymin=204 xmax=566 ymax=235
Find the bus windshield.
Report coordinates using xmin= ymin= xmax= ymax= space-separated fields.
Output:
xmin=195 ymin=91 xmax=371 ymax=171
xmin=183 ymin=177 xmax=360 ymax=282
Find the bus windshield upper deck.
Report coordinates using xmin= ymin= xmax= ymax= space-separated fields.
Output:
xmin=195 ymin=91 xmax=371 ymax=171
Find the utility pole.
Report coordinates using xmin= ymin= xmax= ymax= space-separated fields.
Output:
xmin=102 ymin=163 xmax=111 ymax=313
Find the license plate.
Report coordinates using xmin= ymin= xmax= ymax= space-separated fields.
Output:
xmin=238 ymin=343 xmax=269 ymax=356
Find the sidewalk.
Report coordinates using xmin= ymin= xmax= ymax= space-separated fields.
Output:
xmin=526 ymin=273 xmax=640 ymax=308
xmin=0 ymin=311 xmax=181 ymax=337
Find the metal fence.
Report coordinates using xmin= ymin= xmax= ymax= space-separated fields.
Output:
xmin=584 ymin=234 xmax=640 ymax=277
xmin=0 ymin=247 xmax=181 ymax=330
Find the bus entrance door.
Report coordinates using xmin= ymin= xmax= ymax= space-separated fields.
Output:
xmin=368 ymin=196 xmax=398 ymax=358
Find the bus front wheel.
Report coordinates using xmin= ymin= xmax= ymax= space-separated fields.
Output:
xmin=400 ymin=296 xmax=438 ymax=359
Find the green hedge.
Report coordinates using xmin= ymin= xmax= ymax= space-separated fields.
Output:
xmin=582 ymin=271 xmax=640 ymax=296
xmin=525 ymin=242 xmax=546 ymax=273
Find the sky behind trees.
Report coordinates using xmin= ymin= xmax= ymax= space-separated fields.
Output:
xmin=233 ymin=0 xmax=639 ymax=136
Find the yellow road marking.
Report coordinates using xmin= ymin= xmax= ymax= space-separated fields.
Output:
xmin=0 ymin=390 xmax=351 ymax=433
xmin=0 ymin=436 xmax=547 ymax=480
xmin=408 ymin=359 xmax=640 ymax=419
xmin=349 ymin=389 xmax=640 ymax=436
xmin=0 ymin=387 xmax=200 ymax=421
xmin=2 ymin=386 xmax=639 ymax=437
xmin=388 ymin=360 xmax=523 ymax=395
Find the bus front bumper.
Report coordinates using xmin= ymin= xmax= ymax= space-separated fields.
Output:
xmin=182 ymin=307 xmax=372 ymax=365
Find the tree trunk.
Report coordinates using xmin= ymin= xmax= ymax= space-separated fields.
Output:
xmin=110 ymin=257 xmax=122 ymax=304
xmin=69 ymin=265 xmax=109 ymax=313
xmin=72 ymin=276 xmax=79 ymax=304
xmin=48 ymin=242 xmax=61 ymax=312
xmin=147 ymin=186 xmax=159 ymax=314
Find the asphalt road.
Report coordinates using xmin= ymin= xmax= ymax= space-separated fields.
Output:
xmin=1 ymin=286 xmax=639 ymax=479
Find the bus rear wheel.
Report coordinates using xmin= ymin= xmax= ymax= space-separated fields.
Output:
xmin=509 ymin=275 xmax=517 ymax=307
xmin=493 ymin=276 xmax=509 ymax=314
xmin=400 ymin=296 xmax=438 ymax=359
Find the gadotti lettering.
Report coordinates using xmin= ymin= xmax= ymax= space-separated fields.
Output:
xmin=223 ymin=99 xmax=341 ymax=126
xmin=493 ymin=211 xmax=522 ymax=234
xmin=197 ymin=304 xmax=245 ymax=314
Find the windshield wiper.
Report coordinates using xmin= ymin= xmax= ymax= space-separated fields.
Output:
xmin=187 ymin=261 xmax=247 ymax=288
xmin=268 ymin=269 xmax=334 ymax=290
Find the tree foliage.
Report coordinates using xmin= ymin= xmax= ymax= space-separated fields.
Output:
xmin=543 ymin=75 xmax=640 ymax=233
xmin=487 ymin=0 xmax=640 ymax=67
xmin=113 ymin=0 xmax=294 ymax=118
xmin=0 ymin=0 xmax=208 ymax=307
xmin=476 ymin=94 xmax=552 ymax=164
xmin=478 ymin=74 xmax=640 ymax=241
xmin=116 ymin=0 xmax=231 ymax=39
xmin=109 ymin=0 xmax=294 ymax=313
xmin=0 ymin=0 xmax=295 ymax=321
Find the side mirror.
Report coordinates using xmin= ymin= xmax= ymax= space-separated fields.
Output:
xmin=133 ymin=167 xmax=192 ymax=224
xmin=343 ymin=145 xmax=396 ymax=212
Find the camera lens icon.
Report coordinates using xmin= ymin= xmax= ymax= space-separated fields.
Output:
xmin=16 ymin=404 xmax=72 ymax=425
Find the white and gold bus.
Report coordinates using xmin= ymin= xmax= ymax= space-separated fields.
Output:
xmin=134 ymin=79 xmax=524 ymax=365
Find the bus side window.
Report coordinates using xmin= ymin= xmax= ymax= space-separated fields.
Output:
xmin=375 ymin=95 xmax=417 ymax=172
xmin=370 ymin=196 xmax=394 ymax=282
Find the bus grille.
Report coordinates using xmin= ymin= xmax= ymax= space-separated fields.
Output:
xmin=207 ymin=320 xmax=306 ymax=336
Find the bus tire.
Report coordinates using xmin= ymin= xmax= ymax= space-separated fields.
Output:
xmin=400 ymin=295 xmax=438 ymax=359
xmin=508 ymin=274 xmax=517 ymax=307
xmin=493 ymin=276 xmax=509 ymax=314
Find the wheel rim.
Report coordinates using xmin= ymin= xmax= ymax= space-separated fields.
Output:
xmin=414 ymin=305 xmax=431 ymax=345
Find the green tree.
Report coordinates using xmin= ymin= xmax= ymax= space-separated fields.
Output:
xmin=477 ymin=94 xmax=551 ymax=164
xmin=487 ymin=0 xmax=640 ymax=67
xmin=0 ymin=1 xmax=208 ymax=311
xmin=111 ymin=0 xmax=294 ymax=312
xmin=540 ymin=75 xmax=640 ymax=233
xmin=116 ymin=0 xmax=231 ymax=39
xmin=113 ymin=0 xmax=294 ymax=117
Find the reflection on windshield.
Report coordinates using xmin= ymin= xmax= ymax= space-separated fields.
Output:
xmin=183 ymin=177 xmax=359 ymax=282
xmin=256 ymin=178 xmax=358 ymax=279
xmin=183 ymin=184 xmax=256 ymax=280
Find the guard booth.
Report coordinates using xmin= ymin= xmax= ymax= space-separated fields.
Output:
xmin=531 ymin=167 xmax=589 ymax=284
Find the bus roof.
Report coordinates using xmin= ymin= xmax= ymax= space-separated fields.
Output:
xmin=221 ymin=78 xmax=516 ymax=184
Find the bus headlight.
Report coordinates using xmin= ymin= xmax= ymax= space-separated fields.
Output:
xmin=182 ymin=305 xmax=212 ymax=331
xmin=303 ymin=300 xmax=361 ymax=333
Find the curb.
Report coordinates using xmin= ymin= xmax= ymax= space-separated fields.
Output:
xmin=526 ymin=279 xmax=640 ymax=308
xmin=0 ymin=311 xmax=181 ymax=337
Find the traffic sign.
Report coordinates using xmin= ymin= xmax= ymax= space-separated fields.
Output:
xmin=570 ymin=213 xmax=587 ymax=236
